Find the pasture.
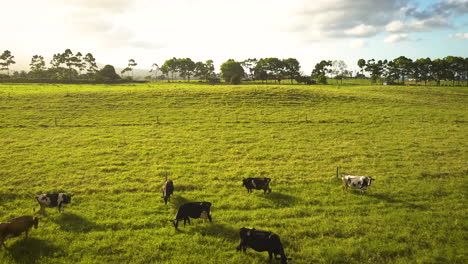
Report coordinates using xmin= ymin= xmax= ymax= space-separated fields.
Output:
xmin=0 ymin=82 xmax=466 ymax=263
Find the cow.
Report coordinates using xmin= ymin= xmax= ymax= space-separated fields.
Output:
xmin=236 ymin=227 xmax=291 ymax=264
xmin=0 ymin=216 xmax=39 ymax=248
xmin=341 ymin=174 xmax=375 ymax=193
xmin=170 ymin=202 xmax=212 ymax=229
xmin=162 ymin=180 xmax=174 ymax=205
xmin=242 ymin=178 xmax=272 ymax=194
xmin=36 ymin=193 xmax=73 ymax=214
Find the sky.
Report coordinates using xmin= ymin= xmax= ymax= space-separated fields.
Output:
xmin=2 ymin=0 xmax=468 ymax=74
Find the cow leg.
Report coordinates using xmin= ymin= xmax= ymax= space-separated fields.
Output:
xmin=186 ymin=217 xmax=191 ymax=225
xmin=268 ymin=251 xmax=273 ymax=259
xmin=25 ymin=230 xmax=28 ymax=239
xmin=207 ymin=213 xmax=212 ymax=223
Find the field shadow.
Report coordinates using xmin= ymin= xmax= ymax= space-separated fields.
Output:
xmin=51 ymin=213 xmax=102 ymax=233
xmin=365 ymin=193 xmax=428 ymax=210
xmin=261 ymin=192 xmax=298 ymax=207
xmin=5 ymin=238 xmax=62 ymax=264
xmin=193 ymin=223 xmax=239 ymax=242
xmin=170 ymin=195 xmax=191 ymax=209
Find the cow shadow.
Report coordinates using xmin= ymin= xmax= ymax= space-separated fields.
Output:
xmin=193 ymin=223 xmax=239 ymax=242
xmin=51 ymin=213 xmax=102 ymax=233
xmin=170 ymin=195 xmax=191 ymax=209
xmin=365 ymin=192 xmax=428 ymax=210
xmin=5 ymin=238 xmax=61 ymax=264
xmin=261 ymin=192 xmax=298 ymax=207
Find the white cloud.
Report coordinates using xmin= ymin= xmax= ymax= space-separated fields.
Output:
xmin=344 ymin=24 xmax=378 ymax=37
xmin=384 ymin=34 xmax=409 ymax=43
xmin=385 ymin=17 xmax=449 ymax=33
xmin=449 ymin=33 xmax=468 ymax=39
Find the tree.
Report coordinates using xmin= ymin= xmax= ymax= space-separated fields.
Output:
xmin=74 ymin=52 xmax=86 ymax=75
xmin=413 ymin=58 xmax=432 ymax=85
xmin=177 ymin=58 xmax=196 ymax=81
xmin=84 ymin=53 xmax=98 ymax=75
xmin=220 ymin=59 xmax=245 ymax=84
xmin=161 ymin=57 xmax=178 ymax=81
xmin=128 ymin=59 xmax=137 ymax=79
xmin=393 ymin=56 xmax=413 ymax=84
xmin=357 ymin=58 xmax=366 ymax=77
xmin=97 ymin=65 xmax=120 ymax=82
xmin=283 ymin=58 xmax=301 ymax=84
xmin=150 ymin=63 xmax=159 ymax=81
xmin=121 ymin=67 xmax=132 ymax=78
xmin=364 ymin=59 xmax=386 ymax=83
xmin=241 ymin=58 xmax=257 ymax=80
xmin=29 ymin=55 xmax=46 ymax=75
xmin=0 ymin=50 xmax=16 ymax=75
xmin=331 ymin=60 xmax=348 ymax=84
xmin=194 ymin=60 xmax=215 ymax=82
xmin=430 ymin=59 xmax=447 ymax=86
xmin=311 ymin=60 xmax=332 ymax=79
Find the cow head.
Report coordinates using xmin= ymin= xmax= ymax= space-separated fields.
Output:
xmin=61 ymin=194 xmax=73 ymax=204
xmin=33 ymin=217 xmax=39 ymax=229
xmin=171 ymin=219 xmax=179 ymax=229
xmin=368 ymin=178 xmax=375 ymax=186
xmin=242 ymin=179 xmax=248 ymax=187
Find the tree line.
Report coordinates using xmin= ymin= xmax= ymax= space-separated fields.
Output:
xmin=1 ymin=49 xmax=467 ymax=86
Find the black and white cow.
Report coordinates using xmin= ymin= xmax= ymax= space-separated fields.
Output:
xmin=341 ymin=174 xmax=375 ymax=193
xmin=170 ymin=202 xmax=212 ymax=229
xmin=242 ymin=178 xmax=272 ymax=194
xmin=236 ymin=227 xmax=291 ymax=264
xmin=36 ymin=193 xmax=73 ymax=214
xmin=161 ymin=180 xmax=174 ymax=205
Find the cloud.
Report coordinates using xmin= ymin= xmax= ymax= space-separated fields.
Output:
xmin=384 ymin=33 xmax=409 ymax=43
xmin=344 ymin=24 xmax=378 ymax=37
xmin=52 ymin=0 xmax=134 ymax=13
xmin=385 ymin=16 xmax=450 ymax=33
xmin=449 ymin=32 xmax=468 ymax=39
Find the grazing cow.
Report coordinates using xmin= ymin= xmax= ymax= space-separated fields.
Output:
xmin=236 ymin=227 xmax=291 ymax=264
xmin=170 ymin=202 xmax=212 ymax=229
xmin=242 ymin=178 xmax=272 ymax=194
xmin=0 ymin=216 xmax=39 ymax=248
xmin=36 ymin=193 xmax=73 ymax=214
xmin=161 ymin=180 xmax=174 ymax=205
xmin=341 ymin=174 xmax=375 ymax=193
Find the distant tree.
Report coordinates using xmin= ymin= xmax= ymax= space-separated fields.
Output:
xmin=220 ymin=59 xmax=244 ymax=84
xmin=0 ymin=50 xmax=16 ymax=75
xmin=84 ymin=53 xmax=98 ymax=75
xmin=121 ymin=67 xmax=132 ymax=78
xmin=97 ymin=65 xmax=121 ymax=82
xmin=357 ymin=58 xmax=366 ymax=77
xmin=317 ymin=73 xmax=327 ymax=84
xmin=430 ymin=59 xmax=447 ymax=86
xmin=331 ymin=60 xmax=348 ymax=84
xmin=241 ymin=58 xmax=257 ymax=80
xmin=393 ymin=56 xmax=413 ymax=84
xmin=177 ymin=58 xmax=196 ymax=81
xmin=74 ymin=52 xmax=86 ymax=75
xmin=161 ymin=58 xmax=178 ymax=81
xmin=264 ymin=57 xmax=285 ymax=83
xmin=194 ymin=60 xmax=215 ymax=82
xmin=128 ymin=59 xmax=137 ymax=79
xmin=149 ymin=63 xmax=159 ymax=81
xmin=283 ymin=58 xmax=301 ymax=84
xmin=365 ymin=59 xmax=386 ymax=83
xmin=253 ymin=59 xmax=269 ymax=83
xmin=29 ymin=55 xmax=46 ymax=75
xmin=413 ymin=58 xmax=432 ymax=85
xmin=311 ymin=60 xmax=332 ymax=79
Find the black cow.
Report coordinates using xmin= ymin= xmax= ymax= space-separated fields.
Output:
xmin=236 ymin=227 xmax=291 ymax=264
xmin=242 ymin=178 xmax=272 ymax=194
xmin=170 ymin=202 xmax=212 ymax=229
xmin=36 ymin=193 xmax=73 ymax=214
xmin=162 ymin=180 xmax=174 ymax=205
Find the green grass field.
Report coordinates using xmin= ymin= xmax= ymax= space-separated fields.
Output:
xmin=0 ymin=82 xmax=466 ymax=264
